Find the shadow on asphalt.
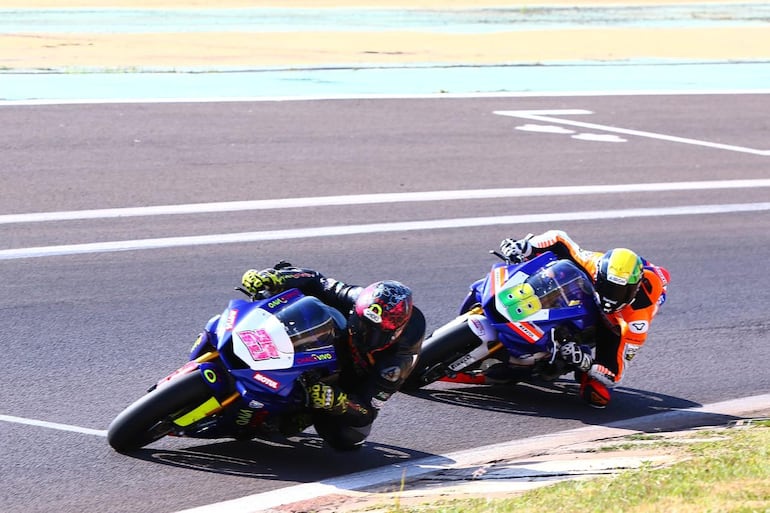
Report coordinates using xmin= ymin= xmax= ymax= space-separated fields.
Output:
xmin=403 ymin=379 xmax=741 ymax=429
xmin=119 ymin=433 xmax=447 ymax=482
xmin=116 ymin=380 xmax=740 ymax=482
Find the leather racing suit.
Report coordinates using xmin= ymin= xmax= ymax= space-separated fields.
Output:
xmin=243 ymin=263 xmax=426 ymax=449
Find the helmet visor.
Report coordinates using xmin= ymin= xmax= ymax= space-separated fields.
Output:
xmin=595 ymin=279 xmax=639 ymax=313
xmin=348 ymin=313 xmax=396 ymax=364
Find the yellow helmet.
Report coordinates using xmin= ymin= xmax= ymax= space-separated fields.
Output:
xmin=595 ymin=248 xmax=643 ymax=313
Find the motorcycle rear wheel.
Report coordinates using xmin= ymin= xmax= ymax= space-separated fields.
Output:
xmin=107 ymin=370 xmax=214 ymax=453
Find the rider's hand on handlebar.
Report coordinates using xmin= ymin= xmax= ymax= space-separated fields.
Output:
xmin=241 ymin=268 xmax=283 ymax=297
xmin=499 ymin=234 xmax=533 ymax=263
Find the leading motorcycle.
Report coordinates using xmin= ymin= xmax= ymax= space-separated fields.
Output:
xmin=107 ymin=287 xmax=345 ymax=453
xmin=404 ymin=251 xmax=601 ymax=389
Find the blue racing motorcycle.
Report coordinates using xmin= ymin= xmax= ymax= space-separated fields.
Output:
xmin=107 ymin=288 xmax=345 ymax=453
xmin=404 ymin=251 xmax=601 ymax=389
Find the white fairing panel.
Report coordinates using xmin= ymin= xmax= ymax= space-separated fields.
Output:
xmin=231 ymin=308 xmax=295 ymax=370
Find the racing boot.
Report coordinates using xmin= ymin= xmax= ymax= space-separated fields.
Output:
xmin=576 ymin=365 xmax=614 ymax=408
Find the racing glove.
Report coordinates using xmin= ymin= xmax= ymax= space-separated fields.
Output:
xmin=499 ymin=234 xmax=534 ymax=262
xmin=241 ymin=268 xmax=284 ymax=297
xmin=306 ymin=382 xmax=349 ymax=415
xmin=587 ymin=363 xmax=616 ymax=388
xmin=559 ymin=341 xmax=593 ymax=372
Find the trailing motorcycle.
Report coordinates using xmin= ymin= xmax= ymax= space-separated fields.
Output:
xmin=107 ymin=287 xmax=345 ymax=453
xmin=404 ymin=251 xmax=601 ymax=389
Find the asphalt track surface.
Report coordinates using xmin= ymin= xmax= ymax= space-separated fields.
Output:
xmin=1 ymin=91 xmax=769 ymax=513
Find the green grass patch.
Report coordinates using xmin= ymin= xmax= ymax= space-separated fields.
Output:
xmin=373 ymin=424 xmax=770 ymax=513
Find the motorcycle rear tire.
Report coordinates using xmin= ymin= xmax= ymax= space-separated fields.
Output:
xmin=107 ymin=370 xmax=214 ymax=453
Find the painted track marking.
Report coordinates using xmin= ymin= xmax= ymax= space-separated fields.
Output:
xmin=495 ymin=109 xmax=770 ymax=155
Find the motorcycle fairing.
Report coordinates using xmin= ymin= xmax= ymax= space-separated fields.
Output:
xmin=475 ymin=252 xmax=599 ymax=353
xmin=220 ymin=291 xmax=342 ymax=400
xmin=214 ymin=300 xmax=296 ymax=372
xmin=109 ymin=288 xmax=344 ymax=448
xmin=231 ymin=309 xmax=295 ymax=371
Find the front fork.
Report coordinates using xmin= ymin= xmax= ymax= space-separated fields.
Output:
xmin=155 ymin=351 xmax=241 ymax=428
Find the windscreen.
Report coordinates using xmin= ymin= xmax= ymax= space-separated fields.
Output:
xmin=525 ymin=260 xmax=594 ymax=309
xmin=498 ymin=259 xmax=594 ymax=322
xmin=273 ymin=296 xmax=346 ymax=352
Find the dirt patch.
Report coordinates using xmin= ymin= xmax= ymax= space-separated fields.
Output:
xmin=2 ymin=0 xmax=767 ymax=70
xmin=3 ymin=27 xmax=768 ymax=70
xmin=2 ymin=0 xmax=766 ymax=70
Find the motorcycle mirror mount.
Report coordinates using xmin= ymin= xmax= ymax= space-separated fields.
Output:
xmin=235 ymin=286 xmax=257 ymax=300
xmin=489 ymin=249 xmax=511 ymax=263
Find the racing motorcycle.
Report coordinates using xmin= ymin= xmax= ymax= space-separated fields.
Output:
xmin=107 ymin=287 xmax=345 ymax=453
xmin=404 ymin=251 xmax=601 ymax=390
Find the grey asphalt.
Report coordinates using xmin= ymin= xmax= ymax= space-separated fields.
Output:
xmin=1 ymin=92 xmax=769 ymax=512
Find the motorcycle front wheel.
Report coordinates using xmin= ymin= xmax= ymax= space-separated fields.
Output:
xmin=402 ymin=316 xmax=483 ymax=390
xmin=107 ymin=370 xmax=214 ymax=453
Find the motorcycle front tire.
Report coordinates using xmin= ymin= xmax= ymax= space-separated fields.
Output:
xmin=402 ymin=317 xmax=482 ymax=390
xmin=107 ymin=370 xmax=214 ymax=453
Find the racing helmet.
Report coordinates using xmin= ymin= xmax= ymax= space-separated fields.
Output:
xmin=594 ymin=248 xmax=644 ymax=313
xmin=347 ymin=280 xmax=414 ymax=365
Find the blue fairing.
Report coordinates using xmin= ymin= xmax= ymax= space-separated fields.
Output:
xmin=470 ymin=252 xmax=600 ymax=356
xmin=207 ymin=290 xmax=343 ymax=408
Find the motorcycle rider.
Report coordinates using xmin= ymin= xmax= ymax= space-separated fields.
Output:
xmin=497 ymin=230 xmax=670 ymax=408
xmin=240 ymin=262 xmax=425 ymax=450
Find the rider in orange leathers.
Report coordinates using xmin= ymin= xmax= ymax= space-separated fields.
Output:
xmin=499 ymin=230 xmax=670 ymax=407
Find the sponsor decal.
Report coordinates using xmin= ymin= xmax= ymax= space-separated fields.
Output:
xmin=289 ymin=272 xmax=315 ymax=279
xmin=311 ymin=385 xmax=334 ymax=409
xmin=203 ymin=368 xmax=218 ymax=383
xmin=628 ymin=321 xmax=649 ymax=334
xmin=295 ymin=352 xmax=334 ymax=364
xmin=265 ymin=289 xmax=302 ymax=311
xmin=190 ymin=334 xmax=203 ymax=353
xmin=252 ymin=372 xmax=279 ymax=389
xmin=238 ymin=329 xmax=280 ymax=361
xmin=225 ymin=309 xmax=238 ymax=331
xmin=380 ymin=365 xmax=401 ymax=382
xmin=510 ymin=321 xmax=544 ymax=344
xmin=470 ymin=317 xmax=485 ymax=336
xmin=363 ymin=304 xmax=383 ymax=324
xmin=449 ymin=353 xmax=475 ymax=371
xmin=248 ymin=400 xmax=265 ymax=409
xmin=236 ymin=409 xmax=254 ymax=426
xmin=624 ymin=343 xmax=641 ymax=361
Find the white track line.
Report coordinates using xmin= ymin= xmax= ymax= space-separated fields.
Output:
xmin=2 ymin=202 xmax=769 ymax=260
xmin=0 ymin=414 xmax=107 ymax=437
xmin=3 ymin=179 xmax=770 ymax=225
